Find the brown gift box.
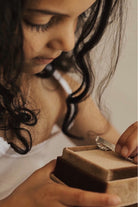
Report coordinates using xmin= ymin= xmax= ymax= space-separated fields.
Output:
xmin=52 ymin=145 xmax=138 ymax=207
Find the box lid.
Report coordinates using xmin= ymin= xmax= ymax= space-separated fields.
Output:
xmin=62 ymin=145 xmax=137 ymax=181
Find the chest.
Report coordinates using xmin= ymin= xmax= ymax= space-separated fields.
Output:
xmin=0 ymin=76 xmax=67 ymax=146
xmin=25 ymin=77 xmax=66 ymax=145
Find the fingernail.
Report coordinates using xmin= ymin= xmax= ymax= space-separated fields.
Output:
xmin=108 ymin=196 xmax=121 ymax=206
xmin=116 ymin=144 xmax=121 ymax=153
xmin=121 ymin=146 xmax=128 ymax=157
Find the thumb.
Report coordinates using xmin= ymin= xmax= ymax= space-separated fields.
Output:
xmin=41 ymin=159 xmax=57 ymax=176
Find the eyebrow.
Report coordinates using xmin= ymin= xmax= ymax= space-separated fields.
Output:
xmin=27 ymin=9 xmax=70 ymax=17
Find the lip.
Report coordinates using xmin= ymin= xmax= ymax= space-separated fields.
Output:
xmin=33 ymin=57 xmax=55 ymax=65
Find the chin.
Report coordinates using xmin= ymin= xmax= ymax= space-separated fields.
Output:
xmin=22 ymin=63 xmax=46 ymax=75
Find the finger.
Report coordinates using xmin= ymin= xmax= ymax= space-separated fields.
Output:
xmin=115 ymin=122 xmax=138 ymax=156
xmin=47 ymin=201 xmax=70 ymax=207
xmin=130 ymin=147 xmax=138 ymax=158
xmin=40 ymin=159 xmax=57 ymax=175
xmin=120 ymin=130 xmax=137 ymax=158
xmin=57 ymin=185 xmax=121 ymax=207
xmin=32 ymin=159 xmax=57 ymax=182
xmin=116 ymin=122 xmax=138 ymax=150
xmin=133 ymin=155 xmax=138 ymax=164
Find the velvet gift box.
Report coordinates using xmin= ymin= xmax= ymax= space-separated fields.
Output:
xmin=52 ymin=145 xmax=138 ymax=207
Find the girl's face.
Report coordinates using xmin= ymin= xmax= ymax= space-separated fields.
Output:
xmin=22 ymin=0 xmax=96 ymax=74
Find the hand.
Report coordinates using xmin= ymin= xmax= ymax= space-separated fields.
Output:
xmin=0 ymin=160 xmax=121 ymax=207
xmin=115 ymin=121 xmax=138 ymax=164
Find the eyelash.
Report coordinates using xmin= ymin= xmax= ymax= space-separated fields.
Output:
xmin=23 ymin=11 xmax=88 ymax=33
xmin=23 ymin=16 xmax=57 ymax=32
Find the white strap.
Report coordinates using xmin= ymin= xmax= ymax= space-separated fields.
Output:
xmin=53 ymin=70 xmax=75 ymax=129
xmin=53 ymin=70 xmax=72 ymax=94
xmin=0 ymin=137 xmax=10 ymax=157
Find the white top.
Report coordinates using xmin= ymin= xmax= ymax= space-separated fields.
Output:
xmin=0 ymin=70 xmax=75 ymax=200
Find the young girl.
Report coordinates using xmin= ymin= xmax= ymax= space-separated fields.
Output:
xmin=0 ymin=0 xmax=137 ymax=206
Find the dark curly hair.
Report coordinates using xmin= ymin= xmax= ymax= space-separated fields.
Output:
xmin=0 ymin=0 xmax=126 ymax=154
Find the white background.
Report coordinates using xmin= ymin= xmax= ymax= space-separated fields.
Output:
xmin=104 ymin=0 xmax=137 ymax=134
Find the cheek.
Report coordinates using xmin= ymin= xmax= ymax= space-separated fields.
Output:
xmin=23 ymin=28 xmax=47 ymax=58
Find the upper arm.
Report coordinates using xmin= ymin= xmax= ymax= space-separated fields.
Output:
xmin=56 ymin=72 xmax=120 ymax=144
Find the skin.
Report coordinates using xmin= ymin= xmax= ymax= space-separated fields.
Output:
xmin=115 ymin=122 xmax=138 ymax=163
xmin=0 ymin=160 xmax=122 ymax=207
xmin=22 ymin=0 xmax=94 ymax=74
xmin=0 ymin=0 xmax=137 ymax=206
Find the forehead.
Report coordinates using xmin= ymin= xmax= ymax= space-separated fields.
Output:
xmin=24 ymin=0 xmax=96 ymax=16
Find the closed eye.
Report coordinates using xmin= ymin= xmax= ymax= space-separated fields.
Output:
xmin=23 ymin=7 xmax=91 ymax=33
xmin=23 ymin=16 xmax=59 ymax=32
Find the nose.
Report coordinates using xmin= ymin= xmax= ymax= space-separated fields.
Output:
xmin=47 ymin=20 xmax=76 ymax=52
